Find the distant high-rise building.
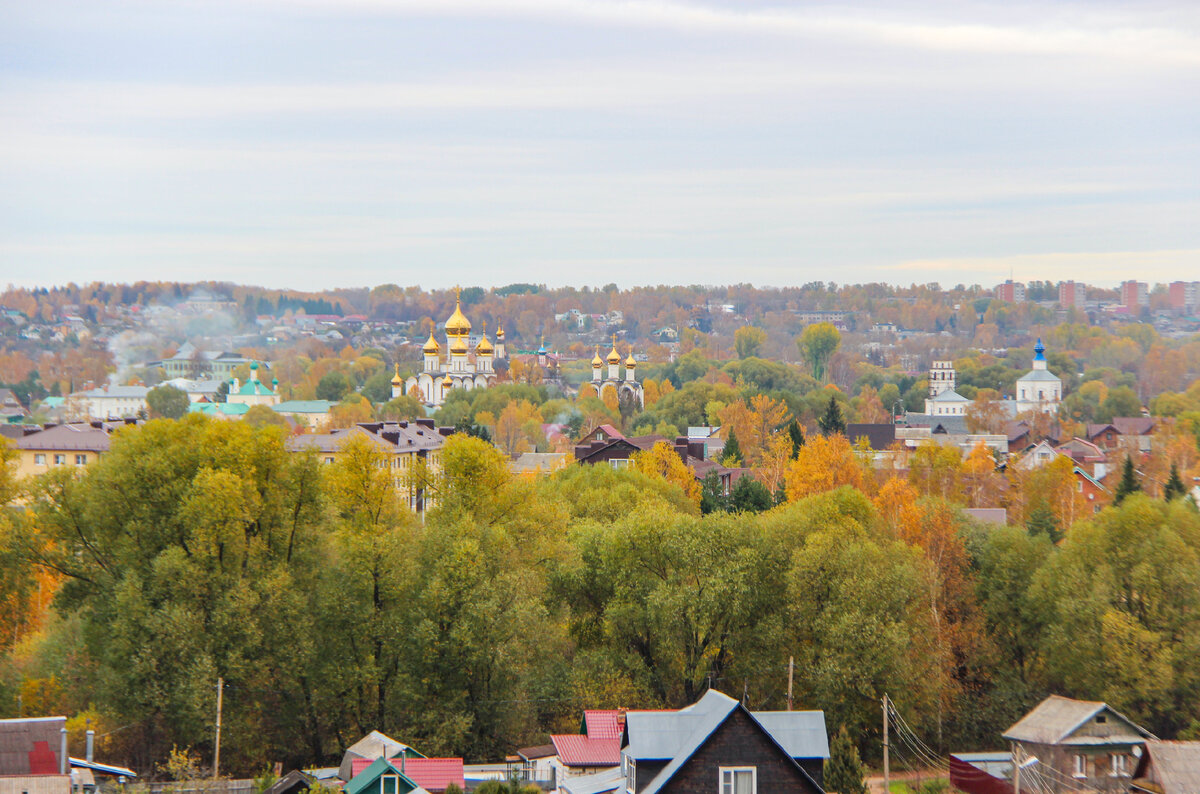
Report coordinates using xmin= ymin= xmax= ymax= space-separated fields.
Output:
xmin=1168 ymin=281 xmax=1200 ymax=312
xmin=1120 ymin=280 xmax=1148 ymax=312
xmin=1058 ymin=281 xmax=1086 ymax=310
xmin=995 ymin=280 xmax=1026 ymax=303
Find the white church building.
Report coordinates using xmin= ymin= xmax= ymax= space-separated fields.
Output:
xmin=397 ymin=289 xmax=504 ymax=408
xmin=1015 ymin=339 xmax=1062 ymax=415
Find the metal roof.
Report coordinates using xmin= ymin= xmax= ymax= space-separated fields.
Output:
xmin=559 ymin=766 xmax=624 ymax=794
xmin=14 ymin=423 xmax=112 ymax=453
xmin=69 ymin=757 xmax=137 ymax=777
xmin=551 ymin=735 xmax=621 ymax=768
xmin=1002 ymin=695 xmax=1154 ymax=745
xmin=1017 ymin=369 xmax=1061 ymax=383
xmin=583 ymin=710 xmax=624 ymax=739
xmin=751 ymin=712 xmax=831 ymax=759
xmin=1135 ymin=740 xmax=1200 ymax=794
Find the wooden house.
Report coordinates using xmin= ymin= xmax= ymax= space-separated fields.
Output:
xmin=1002 ymin=695 xmax=1154 ymax=794
xmin=1131 ymin=739 xmax=1200 ymax=794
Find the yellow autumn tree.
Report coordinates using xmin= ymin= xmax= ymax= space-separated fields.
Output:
xmin=784 ymin=434 xmax=869 ymax=501
xmin=631 ymin=441 xmax=701 ymax=505
xmin=643 ymin=378 xmax=661 ymax=407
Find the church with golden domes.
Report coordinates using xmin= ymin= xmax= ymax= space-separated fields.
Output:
xmin=590 ymin=335 xmax=644 ymax=408
xmin=394 ymin=288 xmax=505 ymax=408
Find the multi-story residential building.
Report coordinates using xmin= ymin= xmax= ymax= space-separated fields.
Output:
xmin=65 ymin=385 xmax=149 ymax=419
xmin=995 ymin=280 xmax=1026 ymax=303
xmin=1168 ymin=281 xmax=1200 ymax=312
xmin=11 ymin=421 xmax=134 ymax=479
xmin=145 ymin=341 xmax=255 ymax=379
xmin=1058 ymin=280 xmax=1086 ymax=310
xmin=1120 ymin=280 xmax=1148 ymax=312
xmin=286 ymin=420 xmax=453 ymax=513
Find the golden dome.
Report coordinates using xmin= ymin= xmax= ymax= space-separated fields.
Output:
xmin=422 ymin=323 xmax=440 ymax=354
xmin=625 ymin=349 xmax=637 ymax=368
xmin=591 ymin=346 xmax=603 ymax=368
xmin=444 ymin=286 xmax=471 ymax=336
xmin=450 ymin=334 xmax=468 ymax=354
xmin=475 ymin=322 xmax=494 ymax=355
xmin=496 ymin=323 xmax=505 ymax=340
xmin=391 ymin=363 xmax=403 ymax=385
xmin=606 ymin=334 xmax=621 ymax=365
xmin=441 ymin=374 xmax=454 ymax=389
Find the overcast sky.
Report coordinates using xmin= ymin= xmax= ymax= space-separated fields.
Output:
xmin=2 ymin=0 xmax=1198 ymax=291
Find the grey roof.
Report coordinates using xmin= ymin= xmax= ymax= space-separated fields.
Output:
xmin=752 ymin=712 xmax=830 ymax=759
xmin=964 ymin=508 xmax=1008 ymax=525
xmin=338 ymin=730 xmax=417 ymax=782
xmin=559 ymin=766 xmax=623 ymax=794
xmin=14 ymin=423 xmax=113 ymax=453
xmin=903 ymin=414 xmax=969 ymax=435
xmin=74 ymin=385 xmax=149 ymax=398
xmin=930 ymin=389 xmax=969 ymax=403
xmin=1002 ymin=695 xmax=1154 ymax=745
xmin=624 ymin=690 xmax=826 ymax=794
xmin=1017 ymin=369 xmax=1061 ymax=383
xmin=288 ymin=422 xmax=445 ymax=455
xmin=1136 ymin=741 xmax=1200 ymax=794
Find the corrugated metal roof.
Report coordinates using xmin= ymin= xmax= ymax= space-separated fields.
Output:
xmin=392 ymin=759 xmax=464 ymax=792
xmin=583 ymin=711 xmax=624 ymax=740
xmin=1136 ymin=740 xmax=1200 ymax=794
xmin=625 ymin=701 xmax=828 ymax=762
xmin=550 ymin=735 xmax=621 ymax=768
xmin=1002 ymin=695 xmax=1154 ymax=745
xmin=559 ymin=766 xmax=624 ymax=794
xmin=0 ymin=716 xmax=66 ymax=775
xmin=752 ymin=712 xmax=830 ymax=759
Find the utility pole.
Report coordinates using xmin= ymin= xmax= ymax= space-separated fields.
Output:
xmin=882 ymin=694 xmax=890 ymax=794
xmin=1012 ymin=744 xmax=1021 ymax=794
xmin=787 ymin=657 xmax=794 ymax=711
xmin=213 ymin=677 xmax=224 ymax=780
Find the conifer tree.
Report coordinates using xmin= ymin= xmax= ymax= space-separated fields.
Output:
xmin=1163 ymin=462 xmax=1186 ymax=502
xmin=825 ymin=726 xmax=868 ymax=794
xmin=787 ymin=419 xmax=806 ymax=458
xmin=1026 ymin=502 xmax=1062 ymax=543
xmin=1113 ymin=456 xmax=1141 ymax=505
xmin=722 ymin=429 xmax=743 ymax=466
xmin=818 ymin=395 xmax=847 ymax=436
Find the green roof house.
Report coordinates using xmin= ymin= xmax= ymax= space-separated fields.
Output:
xmin=227 ymin=363 xmax=280 ymax=408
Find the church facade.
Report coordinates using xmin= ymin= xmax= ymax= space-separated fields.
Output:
xmin=1015 ymin=338 xmax=1062 ymax=415
xmin=590 ymin=336 xmax=644 ymax=408
xmin=397 ymin=290 xmax=505 ymax=408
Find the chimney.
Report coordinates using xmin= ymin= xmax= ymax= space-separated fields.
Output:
xmin=60 ymin=727 xmax=68 ymax=774
xmin=86 ymin=730 xmax=94 ymax=763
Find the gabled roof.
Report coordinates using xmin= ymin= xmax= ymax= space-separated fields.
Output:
xmin=930 ymin=389 xmax=969 ymax=403
xmin=551 ymin=735 xmax=621 ymax=768
xmin=626 ymin=690 xmax=825 ymax=794
xmin=516 ymin=744 xmax=557 ymax=761
xmin=342 ymin=757 xmax=423 ymax=794
xmin=1018 ymin=368 xmax=1061 ymax=383
xmin=583 ymin=710 xmax=624 ymax=739
xmin=1134 ymin=740 xmax=1200 ymax=794
xmin=1002 ymin=695 xmax=1154 ymax=745
xmin=1087 ymin=417 xmax=1156 ymax=438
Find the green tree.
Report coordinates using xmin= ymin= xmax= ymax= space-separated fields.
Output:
xmin=1114 ymin=456 xmax=1141 ymax=505
xmin=1163 ymin=463 xmax=1186 ymax=502
xmin=734 ymin=326 xmax=767 ymax=359
xmin=146 ymin=385 xmax=190 ymax=419
xmin=786 ymin=420 xmax=805 ymax=458
xmin=381 ymin=395 xmax=424 ymax=421
xmin=315 ymin=371 xmax=353 ymax=402
xmin=699 ymin=471 xmax=727 ymax=514
xmin=243 ymin=404 xmax=289 ymax=430
xmin=1098 ymin=386 xmax=1143 ymax=423
xmin=818 ymin=395 xmax=846 ymax=436
xmin=730 ymin=476 xmax=772 ymax=513
xmin=797 ymin=323 xmax=841 ymax=382
xmin=722 ymin=429 xmax=743 ymax=466
xmin=825 ymin=726 xmax=868 ymax=794
xmin=360 ymin=370 xmax=395 ymax=404
xmin=1025 ymin=502 xmax=1061 ymax=543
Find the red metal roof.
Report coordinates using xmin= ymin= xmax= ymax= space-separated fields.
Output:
xmin=550 ymin=735 xmax=621 ymax=767
xmin=389 ymin=758 xmax=464 ymax=792
xmin=583 ymin=710 xmax=624 ymax=739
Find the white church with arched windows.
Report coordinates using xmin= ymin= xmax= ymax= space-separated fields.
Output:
xmin=1015 ymin=338 xmax=1062 ymax=415
xmin=396 ymin=289 xmax=505 ymax=408
xmin=590 ymin=336 xmax=644 ymax=408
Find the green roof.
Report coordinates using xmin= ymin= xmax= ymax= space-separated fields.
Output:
xmin=190 ymin=402 xmax=250 ymax=416
xmin=274 ymin=400 xmax=335 ymax=414
xmin=233 ymin=376 xmax=276 ymax=396
xmin=343 ymin=758 xmax=419 ymax=794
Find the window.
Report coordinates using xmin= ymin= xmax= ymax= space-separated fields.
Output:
xmin=34 ymin=454 xmax=46 ymax=465
xmin=75 ymin=454 xmax=87 ymax=465
xmin=380 ymin=775 xmax=399 ymax=794
xmin=720 ymin=767 xmax=756 ymax=794
xmin=1073 ymin=754 xmax=1087 ymax=778
xmin=1111 ymin=754 xmax=1128 ymax=776
xmin=325 ymin=457 xmax=335 ymax=464
xmin=54 ymin=454 xmax=66 ymax=465
xmin=625 ymin=757 xmax=636 ymax=793
xmin=609 ymin=459 xmax=629 ymax=469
